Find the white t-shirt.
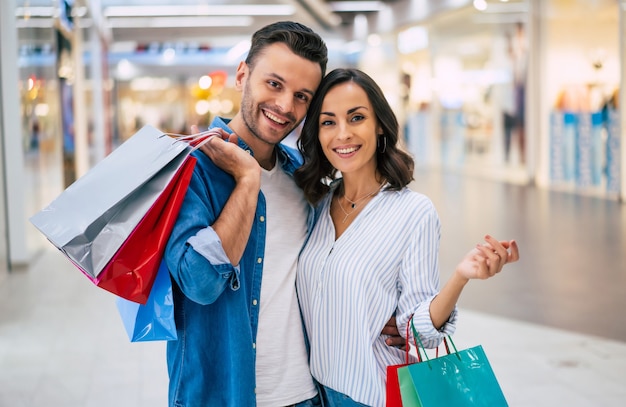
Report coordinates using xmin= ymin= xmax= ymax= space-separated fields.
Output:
xmin=255 ymin=164 xmax=317 ymax=406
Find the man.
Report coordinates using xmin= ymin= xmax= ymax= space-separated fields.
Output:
xmin=164 ymin=21 xmax=401 ymax=406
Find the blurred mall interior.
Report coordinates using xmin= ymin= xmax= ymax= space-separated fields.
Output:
xmin=1 ymin=0 xmax=626 ymax=406
xmin=1 ymin=0 xmax=624 ymax=272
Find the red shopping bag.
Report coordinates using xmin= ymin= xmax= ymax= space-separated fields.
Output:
xmin=386 ymin=363 xmax=406 ymax=407
xmin=386 ymin=315 xmax=420 ymax=407
xmin=93 ymin=155 xmax=196 ymax=303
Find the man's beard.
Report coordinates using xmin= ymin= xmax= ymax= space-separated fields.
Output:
xmin=240 ymin=82 xmax=297 ymax=146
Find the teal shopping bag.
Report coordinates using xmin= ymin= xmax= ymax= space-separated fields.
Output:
xmin=401 ymin=319 xmax=508 ymax=406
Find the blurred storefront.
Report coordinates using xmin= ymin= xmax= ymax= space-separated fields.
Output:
xmin=1 ymin=0 xmax=626 ymax=270
xmin=394 ymin=1 xmax=531 ymax=184
xmin=540 ymin=0 xmax=622 ymax=198
xmin=8 ymin=0 xmax=245 ymax=265
xmin=385 ymin=0 xmax=623 ymax=198
xmin=113 ymin=69 xmax=240 ymax=143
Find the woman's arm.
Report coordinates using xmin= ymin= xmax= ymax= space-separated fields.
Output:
xmin=429 ymin=235 xmax=519 ymax=329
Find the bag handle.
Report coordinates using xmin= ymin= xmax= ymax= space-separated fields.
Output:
xmin=409 ymin=318 xmax=462 ymax=369
xmin=162 ymin=128 xmax=224 ymax=151
xmin=404 ymin=315 xmax=421 ymax=364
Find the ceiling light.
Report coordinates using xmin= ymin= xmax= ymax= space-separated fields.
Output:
xmin=107 ymin=16 xmax=253 ymax=29
xmin=473 ymin=0 xmax=488 ymax=11
xmin=104 ymin=5 xmax=295 ymax=17
xmin=328 ymin=1 xmax=384 ymax=12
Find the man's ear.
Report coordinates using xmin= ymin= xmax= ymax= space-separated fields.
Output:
xmin=235 ymin=61 xmax=248 ymax=91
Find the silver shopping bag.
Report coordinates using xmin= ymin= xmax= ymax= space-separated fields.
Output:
xmin=30 ymin=125 xmax=193 ymax=280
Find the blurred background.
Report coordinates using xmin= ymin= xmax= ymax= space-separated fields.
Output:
xmin=1 ymin=1 xmax=626 ymax=406
xmin=1 ymin=0 xmax=624 ymax=273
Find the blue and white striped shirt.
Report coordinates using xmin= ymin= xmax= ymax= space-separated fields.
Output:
xmin=297 ymin=184 xmax=457 ymax=407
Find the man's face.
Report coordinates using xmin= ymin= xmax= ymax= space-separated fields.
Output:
xmin=237 ymin=43 xmax=322 ymax=147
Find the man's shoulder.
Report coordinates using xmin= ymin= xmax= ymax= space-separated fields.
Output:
xmin=277 ymin=143 xmax=303 ymax=168
xmin=209 ymin=116 xmax=232 ymax=131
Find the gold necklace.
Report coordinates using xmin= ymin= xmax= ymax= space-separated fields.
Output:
xmin=336 ymin=182 xmax=385 ymax=223
xmin=343 ymin=181 xmax=385 ymax=208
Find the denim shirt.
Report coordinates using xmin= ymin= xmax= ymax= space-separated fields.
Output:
xmin=164 ymin=117 xmax=314 ymax=407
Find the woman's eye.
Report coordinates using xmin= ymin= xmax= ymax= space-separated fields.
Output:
xmin=320 ymin=120 xmax=334 ymax=126
xmin=351 ymin=114 xmax=365 ymax=122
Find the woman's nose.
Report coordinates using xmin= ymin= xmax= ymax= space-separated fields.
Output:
xmin=336 ymin=122 xmax=352 ymax=140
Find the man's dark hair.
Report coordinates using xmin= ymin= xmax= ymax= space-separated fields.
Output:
xmin=245 ymin=21 xmax=328 ymax=76
xmin=295 ymin=68 xmax=415 ymax=205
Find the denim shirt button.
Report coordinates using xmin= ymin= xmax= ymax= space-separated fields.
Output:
xmin=257 ymin=257 xmax=262 ymax=264
xmin=259 ymin=216 xmax=265 ymax=222
xmin=252 ymin=299 xmax=258 ymax=306
xmin=252 ymin=342 xmax=256 ymax=349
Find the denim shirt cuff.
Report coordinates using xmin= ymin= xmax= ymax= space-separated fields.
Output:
xmin=188 ymin=227 xmax=241 ymax=290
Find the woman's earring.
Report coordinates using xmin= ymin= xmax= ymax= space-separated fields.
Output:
xmin=378 ymin=135 xmax=387 ymax=154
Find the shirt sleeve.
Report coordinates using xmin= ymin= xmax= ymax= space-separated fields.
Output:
xmin=396 ymin=198 xmax=457 ymax=349
xmin=188 ymin=227 xmax=233 ymax=264
xmin=164 ymin=157 xmax=240 ymax=305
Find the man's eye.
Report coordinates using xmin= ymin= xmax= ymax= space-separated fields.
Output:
xmin=268 ymin=80 xmax=280 ymax=88
xmin=295 ymin=93 xmax=309 ymax=102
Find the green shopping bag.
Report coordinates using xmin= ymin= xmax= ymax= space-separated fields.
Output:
xmin=397 ymin=319 xmax=508 ymax=406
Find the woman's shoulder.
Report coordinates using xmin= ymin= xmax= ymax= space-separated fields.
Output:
xmin=386 ymin=186 xmax=436 ymax=211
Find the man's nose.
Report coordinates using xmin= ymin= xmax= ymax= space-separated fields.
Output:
xmin=275 ymin=93 xmax=294 ymax=115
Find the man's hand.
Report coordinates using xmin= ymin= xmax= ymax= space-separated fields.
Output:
xmin=190 ymin=125 xmax=260 ymax=185
xmin=382 ymin=316 xmax=408 ymax=350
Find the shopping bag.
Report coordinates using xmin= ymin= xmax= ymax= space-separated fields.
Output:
xmin=94 ymin=154 xmax=196 ymax=303
xmin=30 ymin=125 xmax=217 ymax=302
xmin=386 ymin=316 xmax=420 ymax=407
xmin=30 ymin=125 xmax=191 ymax=279
xmin=397 ymin=319 xmax=509 ymax=407
xmin=116 ymin=259 xmax=177 ymax=342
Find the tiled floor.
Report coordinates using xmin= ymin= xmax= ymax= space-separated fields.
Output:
xmin=1 ymin=169 xmax=625 ymax=406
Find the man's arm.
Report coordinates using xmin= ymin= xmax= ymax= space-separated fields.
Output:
xmin=382 ymin=316 xmax=408 ymax=350
xmin=198 ymin=135 xmax=261 ymax=265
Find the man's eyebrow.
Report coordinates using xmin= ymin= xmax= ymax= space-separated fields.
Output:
xmin=268 ymin=73 xmax=315 ymax=96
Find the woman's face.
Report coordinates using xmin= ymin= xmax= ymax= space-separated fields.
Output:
xmin=317 ymin=81 xmax=381 ymax=176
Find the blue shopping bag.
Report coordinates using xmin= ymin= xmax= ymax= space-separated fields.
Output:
xmin=397 ymin=319 xmax=508 ymax=406
xmin=116 ymin=260 xmax=177 ymax=342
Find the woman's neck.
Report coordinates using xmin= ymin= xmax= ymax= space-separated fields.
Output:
xmin=340 ymin=172 xmax=384 ymax=202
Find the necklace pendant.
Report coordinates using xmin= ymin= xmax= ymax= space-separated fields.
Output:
xmin=351 ymin=203 xmax=356 ymax=209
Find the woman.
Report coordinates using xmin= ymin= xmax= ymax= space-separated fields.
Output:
xmin=294 ymin=68 xmax=519 ymax=407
